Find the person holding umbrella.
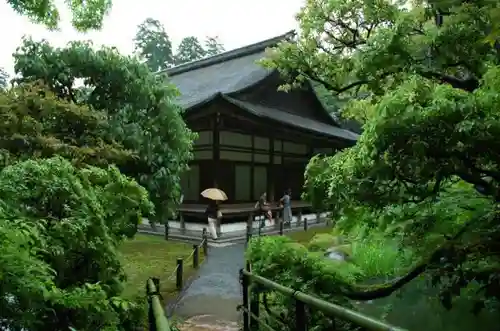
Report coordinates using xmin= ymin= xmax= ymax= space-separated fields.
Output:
xmin=201 ymin=188 xmax=228 ymax=240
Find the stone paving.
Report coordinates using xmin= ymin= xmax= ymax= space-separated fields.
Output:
xmin=177 ymin=315 xmax=239 ymax=331
xmin=173 ymin=243 xmax=245 ymax=323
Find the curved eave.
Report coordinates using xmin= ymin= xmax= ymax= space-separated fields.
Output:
xmin=221 ymin=95 xmax=359 ymax=143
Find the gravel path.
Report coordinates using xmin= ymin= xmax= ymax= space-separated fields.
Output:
xmin=173 ymin=243 xmax=245 ymax=322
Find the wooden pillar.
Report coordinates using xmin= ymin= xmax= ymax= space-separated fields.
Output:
xmin=307 ymin=144 xmax=314 ymax=159
xmin=281 ymin=140 xmax=285 ymax=199
xmin=268 ymin=136 xmax=275 ymax=202
xmin=213 ymin=113 xmax=220 ymax=188
xmin=305 ymin=144 xmax=314 ymax=201
xmin=250 ymin=134 xmax=255 ymax=200
xmin=213 ymin=113 xmax=222 ymax=235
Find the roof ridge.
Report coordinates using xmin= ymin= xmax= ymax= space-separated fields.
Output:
xmin=160 ymin=30 xmax=295 ymax=77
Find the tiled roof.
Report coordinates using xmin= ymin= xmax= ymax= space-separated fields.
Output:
xmin=159 ymin=31 xmax=358 ymax=142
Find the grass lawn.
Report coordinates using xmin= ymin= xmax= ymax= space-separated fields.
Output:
xmin=286 ymin=226 xmax=333 ymax=244
xmin=120 ymin=234 xmax=204 ymax=300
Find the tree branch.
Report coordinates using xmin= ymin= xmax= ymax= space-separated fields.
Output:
xmin=418 ymin=69 xmax=479 ymax=92
xmin=341 ymin=213 xmax=483 ymax=301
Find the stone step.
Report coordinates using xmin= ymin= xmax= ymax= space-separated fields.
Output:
xmin=177 ymin=315 xmax=239 ymax=331
xmin=174 ymin=296 xmax=242 ymax=323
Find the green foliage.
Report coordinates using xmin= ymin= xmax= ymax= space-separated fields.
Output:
xmin=307 ymin=233 xmax=344 ymax=251
xmin=252 ymin=0 xmax=500 ymax=327
xmin=0 ymin=81 xmax=133 ymax=168
xmin=175 ymin=36 xmax=206 ymax=65
xmin=204 ymin=36 xmax=225 ymax=57
xmin=0 ymin=68 xmax=8 ymax=89
xmin=134 ymin=18 xmax=175 ymax=72
xmin=133 ymin=18 xmax=226 ymax=71
xmin=13 ymin=37 xmax=196 ymax=220
xmin=246 ymin=230 xmax=416 ymax=331
xmin=247 ymin=236 xmax=358 ymax=331
xmin=6 ymin=0 xmax=112 ymax=31
xmin=0 ymin=157 xmax=152 ymax=330
xmin=174 ymin=36 xmax=225 ymax=65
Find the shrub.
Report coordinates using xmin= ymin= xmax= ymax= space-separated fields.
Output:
xmin=0 ymin=157 xmax=153 ymax=331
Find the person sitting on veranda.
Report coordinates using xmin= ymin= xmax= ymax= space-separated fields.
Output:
xmin=255 ymin=192 xmax=273 ymax=227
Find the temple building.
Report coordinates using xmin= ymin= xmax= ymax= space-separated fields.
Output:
xmin=164 ymin=31 xmax=358 ymax=205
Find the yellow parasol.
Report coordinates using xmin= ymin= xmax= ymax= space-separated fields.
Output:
xmin=201 ymin=188 xmax=228 ymax=201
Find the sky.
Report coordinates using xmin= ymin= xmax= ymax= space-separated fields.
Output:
xmin=0 ymin=0 xmax=304 ymax=76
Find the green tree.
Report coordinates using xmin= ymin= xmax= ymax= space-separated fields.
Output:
xmin=6 ymin=0 xmax=112 ymax=31
xmin=0 ymin=81 xmax=133 ymax=168
xmin=254 ymin=0 xmax=500 ymax=322
xmin=204 ymin=36 xmax=225 ymax=57
xmin=13 ymin=37 xmax=196 ymax=220
xmin=175 ymin=36 xmax=206 ymax=65
xmin=134 ymin=17 xmax=175 ymax=72
xmin=0 ymin=68 xmax=8 ymax=89
xmin=0 ymin=156 xmax=153 ymax=331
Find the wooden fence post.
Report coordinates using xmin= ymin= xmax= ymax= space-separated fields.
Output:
xmin=180 ymin=212 xmax=186 ymax=234
xmin=164 ymin=221 xmax=169 ymax=240
xmin=246 ymin=224 xmax=252 ymax=244
xmin=193 ymin=244 xmax=199 ymax=269
xmin=202 ymin=228 xmax=208 ymax=257
xmin=176 ymin=258 xmax=183 ymax=290
xmin=297 ymin=210 xmax=303 ymax=227
xmin=316 ymin=212 xmax=321 ymax=223
xmin=153 ymin=278 xmax=160 ymax=292
xmin=295 ymin=299 xmax=306 ymax=331
xmin=249 ymin=263 xmax=260 ymax=331
xmin=240 ymin=265 xmax=250 ymax=331
xmin=250 ymin=291 xmax=260 ymax=331
xmin=279 ymin=220 xmax=284 ymax=235
xmin=247 ymin=212 xmax=254 ymax=235
xmin=146 ymin=278 xmax=156 ymax=331
xmin=304 ymin=217 xmax=308 ymax=231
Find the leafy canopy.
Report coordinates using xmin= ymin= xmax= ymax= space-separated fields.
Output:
xmin=6 ymin=0 xmax=112 ymax=31
xmin=134 ymin=18 xmax=175 ymax=72
xmin=13 ymin=37 xmax=196 ymax=219
xmin=257 ymin=0 xmax=500 ymax=319
xmin=204 ymin=36 xmax=226 ymax=57
xmin=0 ymin=156 xmax=153 ymax=331
xmin=175 ymin=36 xmax=207 ymax=65
xmin=0 ymin=81 xmax=133 ymax=169
xmin=133 ymin=18 xmax=227 ymax=71
xmin=0 ymin=68 xmax=8 ymax=89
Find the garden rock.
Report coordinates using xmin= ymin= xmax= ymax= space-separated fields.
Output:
xmin=324 ymin=247 xmax=350 ymax=261
xmin=307 ymin=233 xmax=345 ymax=252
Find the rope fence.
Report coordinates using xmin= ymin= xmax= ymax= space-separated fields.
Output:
xmin=146 ymin=228 xmax=209 ymax=331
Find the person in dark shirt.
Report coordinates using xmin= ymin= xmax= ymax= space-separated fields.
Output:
xmin=205 ymin=200 xmax=221 ymax=239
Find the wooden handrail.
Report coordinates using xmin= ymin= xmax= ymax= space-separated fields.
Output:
xmin=146 ymin=231 xmax=208 ymax=330
xmin=147 ymin=278 xmax=171 ymax=331
xmin=240 ymin=265 xmax=408 ymax=331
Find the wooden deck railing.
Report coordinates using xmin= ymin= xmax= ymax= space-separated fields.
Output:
xmin=239 ymin=262 xmax=408 ymax=331
xmin=172 ymin=201 xmax=316 ymax=236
